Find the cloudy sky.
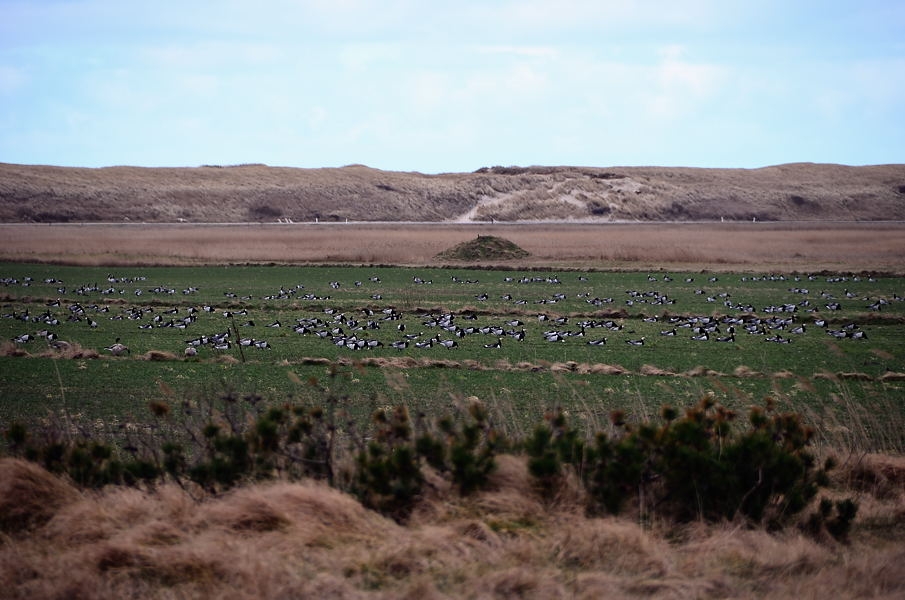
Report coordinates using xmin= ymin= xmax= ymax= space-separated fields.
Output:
xmin=1 ymin=1 xmax=903 ymax=172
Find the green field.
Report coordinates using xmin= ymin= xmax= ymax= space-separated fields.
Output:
xmin=2 ymin=262 xmax=904 ymax=451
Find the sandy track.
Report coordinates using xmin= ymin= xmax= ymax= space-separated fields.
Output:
xmin=1 ymin=222 xmax=904 ymax=272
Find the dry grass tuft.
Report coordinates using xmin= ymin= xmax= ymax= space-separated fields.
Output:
xmin=837 ymin=371 xmax=874 ymax=381
xmin=552 ymin=518 xmax=670 ymax=576
xmin=201 ymin=482 xmax=396 ymax=543
xmin=0 ymin=341 xmax=30 ymax=357
xmin=640 ymin=364 xmax=676 ymax=376
xmin=841 ymin=454 xmax=905 ymax=501
xmin=771 ymin=370 xmax=797 ymax=379
xmin=0 ymin=458 xmax=80 ymax=534
xmin=139 ymin=350 xmax=179 ymax=361
xmin=588 ymin=363 xmax=629 ymax=375
xmin=212 ymin=354 xmax=241 ymax=364
xmin=733 ymin=365 xmax=763 ymax=378
xmin=879 ymin=371 xmax=905 ymax=382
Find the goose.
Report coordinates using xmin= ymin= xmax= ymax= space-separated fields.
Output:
xmin=659 ymin=328 xmax=677 ymax=336
xmin=437 ymin=339 xmax=458 ymax=349
xmin=586 ymin=338 xmax=607 ymax=346
xmin=390 ymin=340 xmax=409 ymax=350
xmin=483 ymin=338 xmax=502 ymax=349
xmin=508 ymin=329 xmax=526 ymax=341
xmin=625 ymin=338 xmax=645 ymax=346
xmin=715 ymin=334 xmax=735 ymax=343
xmin=184 ymin=346 xmax=198 ymax=357
xmin=105 ymin=338 xmax=130 ymax=356
xmin=691 ymin=332 xmax=709 ymax=341
xmin=49 ymin=339 xmax=72 ymax=352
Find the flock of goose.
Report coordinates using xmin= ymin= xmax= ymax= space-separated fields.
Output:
xmin=2 ymin=271 xmax=897 ymax=360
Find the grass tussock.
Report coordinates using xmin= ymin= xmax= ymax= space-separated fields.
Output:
xmin=733 ymin=365 xmax=763 ymax=378
xmin=138 ymin=350 xmax=179 ymax=361
xmin=2 ymin=454 xmax=904 ymax=599
xmin=0 ymin=458 xmax=80 ymax=534
xmin=640 ymin=364 xmax=676 ymax=376
xmin=0 ymin=341 xmax=30 ymax=357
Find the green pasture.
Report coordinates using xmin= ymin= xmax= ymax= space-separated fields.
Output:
xmin=2 ymin=262 xmax=904 ymax=451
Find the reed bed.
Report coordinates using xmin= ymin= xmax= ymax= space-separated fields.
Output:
xmin=2 ymin=222 xmax=905 ymax=272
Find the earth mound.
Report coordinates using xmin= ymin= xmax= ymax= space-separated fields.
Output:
xmin=435 ymin=235 xmax=530 ymax=261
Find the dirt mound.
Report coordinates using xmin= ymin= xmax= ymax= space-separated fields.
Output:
xmin=436 ymin=235 xmax=530 ymax=261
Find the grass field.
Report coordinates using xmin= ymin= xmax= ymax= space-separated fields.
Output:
xmin=3 ymin=261 xmax=904 ymax=452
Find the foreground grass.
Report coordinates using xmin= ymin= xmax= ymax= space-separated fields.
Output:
xmin=2 ymin=454 xmax=904 ymax=599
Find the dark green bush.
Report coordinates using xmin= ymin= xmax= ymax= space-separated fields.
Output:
xmin=352 ymin=406 xmax=424 ymax=522
xmin=525 ymin=408 xmax=587 ymax=500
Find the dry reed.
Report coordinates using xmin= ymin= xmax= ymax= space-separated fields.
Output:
xmin=3 ymin=222 xmax=905 ymax=272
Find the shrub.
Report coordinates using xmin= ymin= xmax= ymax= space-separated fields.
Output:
xmin=416 ymin=397 xmax=502 ymax=495
xmin=524 ymin=408 xmax=587 ymax=500
xmin=352 ymin=405 xmax=424 ymax=522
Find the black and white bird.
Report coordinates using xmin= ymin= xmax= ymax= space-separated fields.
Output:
xmin=105 ymin=338 xmax=130 ymax=356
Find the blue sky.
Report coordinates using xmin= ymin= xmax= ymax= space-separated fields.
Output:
xmin=1 ymin=1 xmax=903 ymax=172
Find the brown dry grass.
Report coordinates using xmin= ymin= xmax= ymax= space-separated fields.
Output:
xmin=2 ymin=455 xmax=904 ymax=599
xmin=3 ymin=221 xmax=905 ymax=272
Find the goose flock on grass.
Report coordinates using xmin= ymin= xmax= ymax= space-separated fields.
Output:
xmin=2 ymin=272 xmax=897 ymax=361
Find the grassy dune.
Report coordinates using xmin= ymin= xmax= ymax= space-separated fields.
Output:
xmin=2 ymin=162 xmax=904 ymax=223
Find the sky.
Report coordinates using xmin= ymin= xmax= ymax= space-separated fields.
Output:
xmin=1 ymin=1 xmax=903 ymax=173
